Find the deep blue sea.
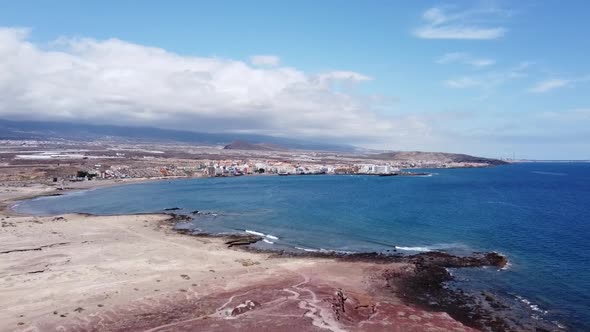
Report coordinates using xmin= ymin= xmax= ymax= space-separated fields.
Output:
xmin=14 ymin=163 xmax=590 ymax=330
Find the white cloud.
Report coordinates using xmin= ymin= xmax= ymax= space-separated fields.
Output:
xmin=437 ymin=52 xmax=495 ymax=67
xmin=528 ymin=79 xmax=570 ymax=93
xmin=250 ymin=55 xmax=280 ymax=66
xmin=3 ymin=27 xmax=584 ymax=158
xmin=414 ymin=7 xmax=507 ymax=40
xmin=0 ymin=27 xmax=429 ymax=147
xmin=529 ymin=74 xmax=590 ymax=93
xmin=317 ymin=71 xmax=372 ymax=83
xmin=444 ymin=77 xmax=482 ymax=88
xmin=443 ymin=62 xmax=530 ymax=92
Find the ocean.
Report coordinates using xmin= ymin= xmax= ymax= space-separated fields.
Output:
xmin=14 ymin=162 xmax=590 ymax=330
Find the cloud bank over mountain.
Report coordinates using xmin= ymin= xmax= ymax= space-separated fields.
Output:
xmin=0 ymin=27 xmax=428 ymax=147
xmin=0 ymin=27 xmax=588 ymax=159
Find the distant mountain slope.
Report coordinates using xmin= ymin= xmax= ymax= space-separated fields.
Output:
xmin=373 ymin=151 xmax=507 ymax=165
xmin=0 ymin=119 xmax=355 ymax=152
xmin=223 ymin=140 xmax=282 ymax=151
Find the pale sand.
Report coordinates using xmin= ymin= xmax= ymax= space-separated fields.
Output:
xmin=0 ymin=183 xmax=475 ymax=332
xmin=1 ymin=177 xmax=177 ymax=216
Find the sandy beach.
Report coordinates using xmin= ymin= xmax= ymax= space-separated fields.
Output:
xmin=1 ymin=181 xmax=486 ymax=332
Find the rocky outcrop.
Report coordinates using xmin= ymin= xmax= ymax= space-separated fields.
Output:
xmin=165 ymin=221 xmax=561 ymax=331
xmin=409 ymin=251 xmax=508 ymax=269
xmin=390 ymin=252 xmax=558 ymax=332
xmin=224 ymin=234 xmax=263 ymax=247
xmin=230 ymin=300 xmax=260 ymax=316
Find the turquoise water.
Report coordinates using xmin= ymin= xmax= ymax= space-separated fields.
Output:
xmin=14 ymin=163 xmax=590 ymax=330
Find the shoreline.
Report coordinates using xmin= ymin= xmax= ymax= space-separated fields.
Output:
xmin=2 ymin=176 xmax=185 ymax=217
xmin=0 ymin=180 xmax=562 ymax=331
xmin=6 ymin=172 xmax=428 ymax=217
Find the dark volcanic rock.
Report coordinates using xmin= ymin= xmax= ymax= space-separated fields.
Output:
xmin=166 ymin=213 xmax=192 ymax=223
xmin=225 ymin=234 xmax=263 ymax=247
xmin=409 ymin=251 xmax=508 ymax=269
xmin=230 ymin=300 xmax=260 ymax=316
xmin=393 ymin=261 xmax=513 ymax=331
xmin=248 ymin=248 xmax=507 ymax=270
xmin=391 ymin=252 xmax=558 ymax=332
xmin=164 ymin=221 xmax=558 ymax=331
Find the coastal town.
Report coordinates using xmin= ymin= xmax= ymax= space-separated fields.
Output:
xmin=0 ymin=139 xmax=503 ymax=185
xmin=0 ymin=137 xmax=557 ymax=332
xmin=0 ymin=138 xmax=530 ymax=332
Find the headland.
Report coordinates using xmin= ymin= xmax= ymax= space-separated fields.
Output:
xmin=0 ymin=180 xmax=558 ymax=332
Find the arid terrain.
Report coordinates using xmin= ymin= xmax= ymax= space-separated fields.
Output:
xmin=0 ymin=181 xmax=486 ymax=332
xmin=0 ymin=136 xmax=528 ymax=331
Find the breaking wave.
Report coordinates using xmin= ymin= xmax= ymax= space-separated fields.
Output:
xmin=295 ymin=246 xmax=319 ymax=252
xmin=394 ymin=243 xmax=469 ymax=253
xmin=395 ymin=246 xmax=432 ymax=252
xmin=245 ymin=230 xmax=279 ymax=242
xmin=515 ymin=295 xmax=549 ymax=315
xmin=294 ymin=247 xmax=355 ymax=255
xmin=245 ymin=230 xmax=264 ymax=237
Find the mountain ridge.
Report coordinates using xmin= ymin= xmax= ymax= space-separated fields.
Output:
xmin=223 ymin=140 xmax=282 ymax=151
xmin=372 ymin=151 xmax=507 ymax=165
xmin=0 ymin=119 xmax=355 ymax=152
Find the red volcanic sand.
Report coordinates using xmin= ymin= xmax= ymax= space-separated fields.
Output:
xmin=0 ymin=205 xmax=488 ymax=332
xmin=48 ymin=264 xmax=476 ymax=332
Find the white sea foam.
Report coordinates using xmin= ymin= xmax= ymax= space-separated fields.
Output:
xmin=395 ymin=246 xmax=432 ymax=252
xmin=445 ymin=268 xmax=453 ymax=277
xmin=515 ymin=295 xmax=549 ymax=314
xmin=245 ymin=230 xmax=265 ymax=237
xmin=294 ymin=247 xmax=356 ymax=255
xmin=245 ymin=230 xmax=279 ymax=242
xmin=332 ymin=249 xmax=356 ymax=255
xmin=295 ymin=247 xmax=319 ymax=252
xmin=499 ymin=258 xmax=511 ymax=271
xmin=516 ymin=295 xmax=536 ymax=308
xmin=395 ymin=243 xmax=470 ymax=253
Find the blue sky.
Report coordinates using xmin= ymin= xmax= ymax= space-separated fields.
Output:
xmin=0 ymin=1 xmax=589 ymax=159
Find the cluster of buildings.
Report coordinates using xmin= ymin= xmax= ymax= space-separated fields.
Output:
xmin=66 ymin=160 xmax=407 ymax=181
xmin=200 ymin=161 xmax=337 ymax=176
xmin=2 ymin=139 xmax=499 ymax=186
xmin=67 ymin=164 xmax=197 ymax=181
xmin=357 ymin=164 xmax=399 ymax=174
